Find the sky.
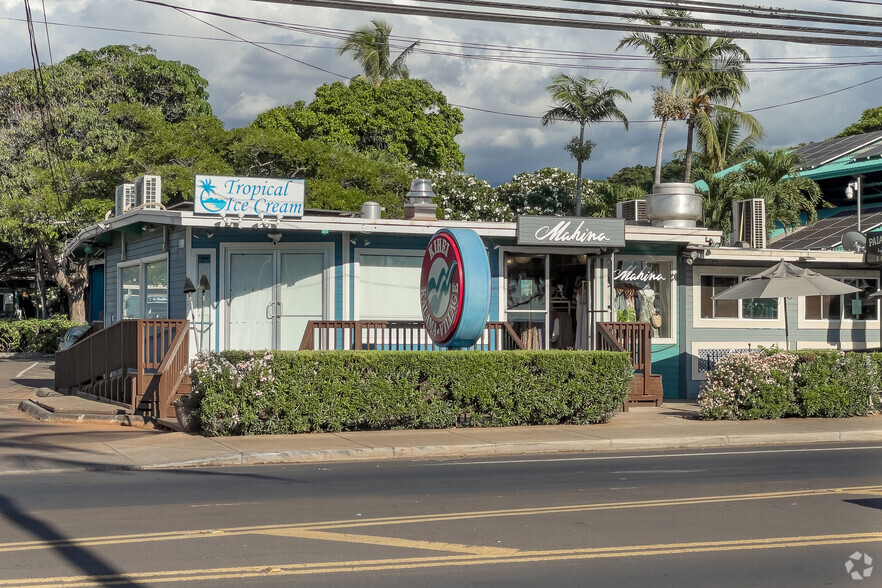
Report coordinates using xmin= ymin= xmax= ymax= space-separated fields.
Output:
xmin=2 ymin=0 xmax=881 ymax=186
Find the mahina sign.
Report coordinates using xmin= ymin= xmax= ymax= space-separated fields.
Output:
xmin=194 ymin=175 xmax=305 ymax=218
xmin=420 ymin=229 xmax=491 ymax=349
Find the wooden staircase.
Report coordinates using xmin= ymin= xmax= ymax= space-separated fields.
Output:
xmin=54 ymin=319 xmax=191 ymax=419
xmin=596 ymin=321 xmax=663 ymax=409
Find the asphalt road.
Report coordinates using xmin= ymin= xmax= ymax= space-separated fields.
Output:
xmin=0 ymin=444 xmax=880 ymax=587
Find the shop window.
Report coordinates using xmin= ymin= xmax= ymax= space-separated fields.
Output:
xmin=614 ymin=259 xmax=674 ymax=338
xmin=699 ymin=274 xmax=778 ymax=320
xmin=358 ymin=253 xmax=423 ymax=320
xmin=119 ymin=257 xmax=168 ymax=320
xmin=805 ymin=277 xmax=878 ymax=321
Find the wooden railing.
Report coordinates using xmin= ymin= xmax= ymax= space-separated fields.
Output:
xmin=55 ymin=319 xmax=189 ymax=419
xmin=597 ymin=321 xmax=662 ymax=408
xmin=299 ymin=321 xmax=525 ymax=351
xmin=596 ymin=322 xmax=652 ymax=373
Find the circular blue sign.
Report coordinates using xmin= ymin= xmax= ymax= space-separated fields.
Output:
xmin=420 ymin=228 xmax=491 ymax=349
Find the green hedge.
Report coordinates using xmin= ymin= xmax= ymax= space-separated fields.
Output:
xmin=189 ymin=350 xmax=634 ymax=436
xmin=0 ymin=318 xmax=83 ymax=353
xmin=698 ymin=349 xmax=882 ymax=419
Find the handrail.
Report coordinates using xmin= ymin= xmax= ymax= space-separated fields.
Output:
xmin=299 ymin=321 xmax=525 ymax=351
xmin=55 ymin=319 xmax=189 ymax=418
xmin=597 ymin=322 xmax=651 ymax=373
xmin=155 ymin=322 xmax=190 ymax=418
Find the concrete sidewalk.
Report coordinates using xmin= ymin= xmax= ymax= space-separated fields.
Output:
xmin=2 ymin=356 xmax=881 ymax=474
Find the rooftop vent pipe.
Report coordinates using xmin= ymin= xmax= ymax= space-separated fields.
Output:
xmin=404 ymin=179 xmax=438 ymax=221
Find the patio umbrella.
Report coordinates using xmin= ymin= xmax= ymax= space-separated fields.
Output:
xmin=712 ymin=260 xmax=861 ymax=350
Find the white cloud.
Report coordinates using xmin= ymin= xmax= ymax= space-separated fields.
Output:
xmin=2 ymin=0 xmax=879 ymax=186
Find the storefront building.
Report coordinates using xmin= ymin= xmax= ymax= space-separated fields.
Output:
xmin=65 ymin=177 xmax=878 ymax=399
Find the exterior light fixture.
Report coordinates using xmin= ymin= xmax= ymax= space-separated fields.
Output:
xmin=183 ymin=277 xmax=197 ymax=294
xmin=845 ymin=175 xmax=863 ymax=232
xmin=268 ymin=232 xmax=283 ymax=245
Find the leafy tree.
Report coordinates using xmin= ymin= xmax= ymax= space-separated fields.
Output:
xmin=338 ymin=19 xmax=419 ymax=86
xmin=838 ymin=105 xmax=882 ymax=137
xmin=606 ymin=164 xmax=654 ymax=193
xmin=418 ymin=168 xmax=505 ymax=221
xmin=699 ymin=150 xmax=824 ymax=238
xmin=584 ymin=181 xmax=647 ymax=218
xmin=734 ymin=149 xmax=824 ymax=235
xmin=253 ymin=79 xmax=464 ymax=170
xmin=496 ymin=168 xmax=578 ymax=218
xmin=696 ymin=168 xmax=741 ymax=233
xmin=226 ymin=126 xmax=412 ymax=216
xmin=541 ymin=73 xmax=630 ymax=216
xmin=0 ymin=45 xmax=214 ymax=320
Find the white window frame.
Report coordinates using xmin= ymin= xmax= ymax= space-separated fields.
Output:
xmin=353 ymin=248 xmax=425 ymax=321
xmin=117 ymin=253 xmax=168 ymax=320
xmin=796 ymin=270 xmax=880 ymax=330
xmin=692 ymin=266 xmax=785 ymax=331
xmin=188 ymin=248 xmax=216 ymax=354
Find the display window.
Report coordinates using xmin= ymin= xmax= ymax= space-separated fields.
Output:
xmin=613 ymin=258 xmax=674 ymax=339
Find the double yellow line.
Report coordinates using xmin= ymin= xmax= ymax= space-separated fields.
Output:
xmin=2 ymin=484 xmax=881 ymax=586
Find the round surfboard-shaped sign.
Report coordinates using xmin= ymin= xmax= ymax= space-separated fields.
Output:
xmin=420 ymin=228 xmax=491 ymax=348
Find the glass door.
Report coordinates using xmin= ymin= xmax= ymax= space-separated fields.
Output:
xmin=278 ymin=252 xmax=325 ymax=349
xmin=505 ymin=253 xmax=548 ymax=349
xmin=228 ymin=252 xmax=274 ymax=350
xmin=227 ymin=248 xmax=327 ymax=351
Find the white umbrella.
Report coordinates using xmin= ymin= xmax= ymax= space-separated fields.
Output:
xmin=712 ymin=260 xmax=861 ymax=350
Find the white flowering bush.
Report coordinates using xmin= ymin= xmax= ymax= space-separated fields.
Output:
xmin=414 ymin=166 xmax=580 ymax=222
xmin=495 ymin=167 xmax=579 ymax=217
xmin=189 ymin=350 xmax=281 ymax=436
xmin=698 ymin=351 xmax=798 ymax=420
xmin=418 ymin=168 xmax=510 ymax=221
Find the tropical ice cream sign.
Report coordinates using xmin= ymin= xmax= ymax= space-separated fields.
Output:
xmin=194 ymin=174 xmax=305 ymax=218
xmin=420 ymin=229 xmax=491 ymax=349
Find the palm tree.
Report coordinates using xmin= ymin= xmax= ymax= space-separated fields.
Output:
xmin=696 ymin=168 xmax=740 ymax=232
xmin=735 ymin=149 xmax=824 ymax=235
xmin=694 ymin=110 xmax=763 ymax=173
xmin=585 ymin=181 xmax=647 ymax=218
xmin=541 ymin=73 xmax=631 ymax=216
xmin=616 ymin=9 xmax=699 ymax=185
xmin=680 ymin=36 xmax=755 ymax=182
xmin=338 ymin=20 xmax=419 ymax=86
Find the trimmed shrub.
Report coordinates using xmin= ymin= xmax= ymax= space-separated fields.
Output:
xmin=699 ymin=349 xmax=881 ymax=420
xmin=189 ymin=350 xmax=633 ymax=436
xmin=0 ymin=318 xmax=83 ymax=353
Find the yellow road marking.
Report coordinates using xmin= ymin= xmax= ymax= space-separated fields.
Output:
xmin=0 ymin=484 xmax=879 ymax=554
xmin=6 ymin=532 xmax=882 ymax=587
xmin=259 ymin=528 xmax=521 ymax=555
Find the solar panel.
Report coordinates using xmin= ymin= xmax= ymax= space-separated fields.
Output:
xmin=852 ymin=143 xmax=882 ymax=161
xmin=771 ymin=210 xmax=882 ymax=250
xmin=794 ymin=130 xmax=882 ymax=169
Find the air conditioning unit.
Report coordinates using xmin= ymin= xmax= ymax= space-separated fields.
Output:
xmin=616 ymin=199 xmax=647 ymax=222
xmin=115 ymin=183 xmax=136 ymax=216
xmin=731 ymin=198 xmax=767 ymax=249
xmin=135 ymin=175 xmax=162 ymax=207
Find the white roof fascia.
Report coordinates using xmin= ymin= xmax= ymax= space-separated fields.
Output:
xmin=701 ymin=247 xmax=864 ymax=265
xmin=65 ymin=209 xmax=725 ymax=256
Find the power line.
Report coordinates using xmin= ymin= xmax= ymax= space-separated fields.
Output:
xmin=247 ymin=0 xmax=882 ymax=48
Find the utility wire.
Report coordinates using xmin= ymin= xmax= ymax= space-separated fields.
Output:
xmin=244 ymin=0 xmax=882 ymax=47
xmin=9 ymin=14 xmax=882 ymax=74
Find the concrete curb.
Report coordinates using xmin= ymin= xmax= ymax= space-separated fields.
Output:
xmin=17 ymin=399 xmax=153 ymax=427
xmin=134 ymin=430 xmax=882 ymax=470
